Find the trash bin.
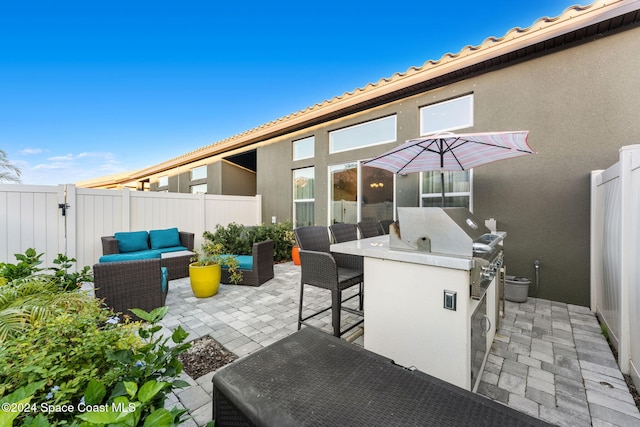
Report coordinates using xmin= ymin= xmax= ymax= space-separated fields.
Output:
xmin=504 ymin=275 xmax=531 ymax=303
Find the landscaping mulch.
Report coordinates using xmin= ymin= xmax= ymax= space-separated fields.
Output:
xmin=178 ymin=335 xmax=237 ymax=379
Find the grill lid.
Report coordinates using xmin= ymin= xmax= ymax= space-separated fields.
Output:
xmin=390 ymin=207 xmax=501 ymax=257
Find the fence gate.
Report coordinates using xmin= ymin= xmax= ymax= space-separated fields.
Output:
xmin=0 ymin=184 xmax=70 ymax=268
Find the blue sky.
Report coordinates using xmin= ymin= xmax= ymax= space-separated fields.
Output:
xmin=1 ymin=0 xmax=581 ymax=185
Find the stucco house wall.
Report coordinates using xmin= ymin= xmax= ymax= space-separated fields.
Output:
xmin=256 ymin=25 xmax=640 ymax=306
xmin=77 ymin=4 xmax=640 ymax=307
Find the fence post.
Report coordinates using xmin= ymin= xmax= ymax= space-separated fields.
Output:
xmin=121 ymin=188 xmax=131 ymax=232
xmin=255 ymin=194 xmax=262 ymax=225
xmin=64 ymin=185 xmax=78 ymax=267
xmin=590 ymin=170 xmax=604 ymax=313
xmin=618 ymin=145 xmax=639 ymax=375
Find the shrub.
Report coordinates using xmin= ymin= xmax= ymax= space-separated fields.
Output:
xmin=203 ymin=223 xmax=251 ymax=255
xmin=0 ymin=248 xmax=93 ymax=292
xmin=0 ymin=293 xmax=141 ymax=422
xmin=0 ymin=249 xmax=194 ymax=426
xmin=0 ymin=301 xmax=193 ymax=426
xmin=0 ymin=249 xmax=94 ymax=341
xmin=204 ymin=221 xmax=295 ymax=262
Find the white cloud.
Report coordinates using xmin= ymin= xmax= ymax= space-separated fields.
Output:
xmin=33 ymin=162 xmax=73 ymax=170
xmin=47 ymin=154 xmax=74 ymax=162
xmin=18 ymin=148 xmax=43 ymax=155
xmin=19 ymin=150 xmax=125 ymax=185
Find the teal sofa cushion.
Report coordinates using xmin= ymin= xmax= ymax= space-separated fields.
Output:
xmin=99 ymin=250 xmax=161 ymax=263
xmin=150 ymin=228 xmax=181 ymax=250
xmin=161 ymin=267 xmax=168 ymax=292
xmin=114 ymin=231 xmax=149 ymax=253
xmin=156 ymin=246 xmax=188 ymax=254
xmin=223 ymin=255 xmax=253 ymax=270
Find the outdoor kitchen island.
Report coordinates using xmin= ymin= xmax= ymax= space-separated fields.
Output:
xmin=331 ymin=211 xmax=505 ymax=392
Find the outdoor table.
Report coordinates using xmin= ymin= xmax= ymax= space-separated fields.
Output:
xmin=212 ymin=327 xmax=549 ymax=426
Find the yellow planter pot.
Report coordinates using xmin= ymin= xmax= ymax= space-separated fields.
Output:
xmin=189 ymin=263 xmax=221 ymax=298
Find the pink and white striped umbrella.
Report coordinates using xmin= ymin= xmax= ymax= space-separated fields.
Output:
xmin=363 ymin=131 xmax=535 ymax=205
xmin=364 ymin=131 xmax=534 ymax=174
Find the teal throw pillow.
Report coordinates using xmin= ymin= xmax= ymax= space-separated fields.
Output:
xmin=150 ymin=228 xmax=181 ymax=250
xmin=114 ymin=231 xmax=149 ymax=253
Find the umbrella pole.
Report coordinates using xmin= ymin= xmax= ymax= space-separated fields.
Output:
xmin=440 ymin=171 xmax=445 ymax=207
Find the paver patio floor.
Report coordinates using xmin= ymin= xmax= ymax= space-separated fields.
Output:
xmin=158 ymin=262 xmax=640 ymax=427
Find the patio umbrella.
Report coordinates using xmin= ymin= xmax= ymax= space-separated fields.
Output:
xmin=363 ymin=131 xmax=535 ymax=206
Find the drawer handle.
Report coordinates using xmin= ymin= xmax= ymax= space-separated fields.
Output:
xmin=482 ymin=315 xmax=492 ymax=335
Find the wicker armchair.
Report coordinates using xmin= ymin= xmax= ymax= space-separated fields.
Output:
xmin=221 ymin=240 xmax=275 ymax=287
xmin=295 ymin=226 xmax=363 ymax=337
xmin=93 ymin=258 xmax=167 ymax=320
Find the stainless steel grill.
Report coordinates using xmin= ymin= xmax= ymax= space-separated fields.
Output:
xmin=390 ymin=207 xmax=504 ymax=299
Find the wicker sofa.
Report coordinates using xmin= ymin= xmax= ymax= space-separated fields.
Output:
xmin=93 ymin=258 xmax=167 ymax=320
xmin=100 ymin=229 xmax=195 ymax=280
xmin=221 ymin=240 xmax=275 ymax=287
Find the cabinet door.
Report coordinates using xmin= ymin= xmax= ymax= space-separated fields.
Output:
xmin=470 ymin=294 xmax=487 ymax=390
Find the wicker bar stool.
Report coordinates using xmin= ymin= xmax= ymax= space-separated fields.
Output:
xmin=357 ymin=221 xmax=383 ymax=238
xmin=329 ymin=223 xmax=358 ymax=243
xmin=295 ymin=226 xmax=364 ymax=337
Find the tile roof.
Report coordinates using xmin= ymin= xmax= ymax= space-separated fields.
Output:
xmin=77 ymin=0 xmax=640 ymax=188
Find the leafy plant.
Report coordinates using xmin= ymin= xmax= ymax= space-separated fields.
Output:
xmin=49 ymin=253 xmax=94 ymax=291
xmin=0 ymin=248 xmax=93 ymax=292
xmin=192 ymin=241 xmax=242 ymax=285
xmin=203 ymin=223 xmax=251 ymax=255
xmin=0 ymin=248 xmax=44 ymax=281
xmin=204 ymin=221 xmax=295 ymax=263
xmin=1 ymin=303 xmax=195 ymax=426
xmin=0 ymin=276 xmax=61 ymax=342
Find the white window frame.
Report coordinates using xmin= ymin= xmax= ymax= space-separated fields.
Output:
xmin=158 ymin=175 xmax=168 ymax=187
xmin=293 ymin=136 xmax=315 ymax=161
xmin=419 ymin=170 xmax=473 ymax=211
xmin=420 ymin=94 xmax=474 ymax=135
xmin=190 ymin=183 xmax=207 ymax=194
xmin=293 ymin=167 xmax=315 ymax=227
xmin=191 ymin=165 xmax=207 ymax=181
xmin=329 ymin=115 xmax=397 ymax=154
xmin=327 ymin=160 xmax=396 ymax=224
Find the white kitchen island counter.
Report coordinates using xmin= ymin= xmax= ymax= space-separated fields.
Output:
xmin=331 ymin=235 xmax=496 ymax=391
xmin=331 ymin=235 xmax=473 ymax=270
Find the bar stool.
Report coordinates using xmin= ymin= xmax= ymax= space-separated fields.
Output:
xmin=295 ymin=226 xmax=364 ymax=337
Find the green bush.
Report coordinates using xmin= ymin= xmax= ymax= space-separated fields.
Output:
xmin=0 ymin=248 xmax=93 ymax=292
xmin=0 ymin=301 xmax=193 ymax=426
xmin=204 ymin=221 xmax=295 ymax=262
xmin=0 ymin=250 xmax=195 ymax=426
xmin=0 ymin=294 xmax=140 ymax=403
xmin=0 ymin=249 xmax=94 ymax=341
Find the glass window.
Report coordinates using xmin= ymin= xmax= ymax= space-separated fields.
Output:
xmin=329 ymin=116 xmax=396 ymax=153
xmin=361 ymin=166 xmax=394 ymax=223
xmin=329 ymin=163 xmax=358 ymax=224
xmin=191 ymin=165 xmax=207 ymax=180
xmin=293 ymin=136 xmax=314 ymax=160
xmin=191 ymin=183 xmax=207 ymax=194
xmin=293 ymin=167 xmax=315 ymax=227
xmin=158 ymin=175 xmax=168 ymax=187
xmin=420 ymin=94 xmax=474 ymax=135
xmin=420 ymin=170 xmax=471 ymax=208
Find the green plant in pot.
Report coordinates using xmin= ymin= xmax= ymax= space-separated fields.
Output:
xmin=189 ymin=242 xmax=241 ymax=298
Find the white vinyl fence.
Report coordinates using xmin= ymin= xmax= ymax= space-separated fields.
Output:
xmin=591 ymin=145 xmax=640 ymax=387
xmin=0 ymin=184 xmax=262 ymax=270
